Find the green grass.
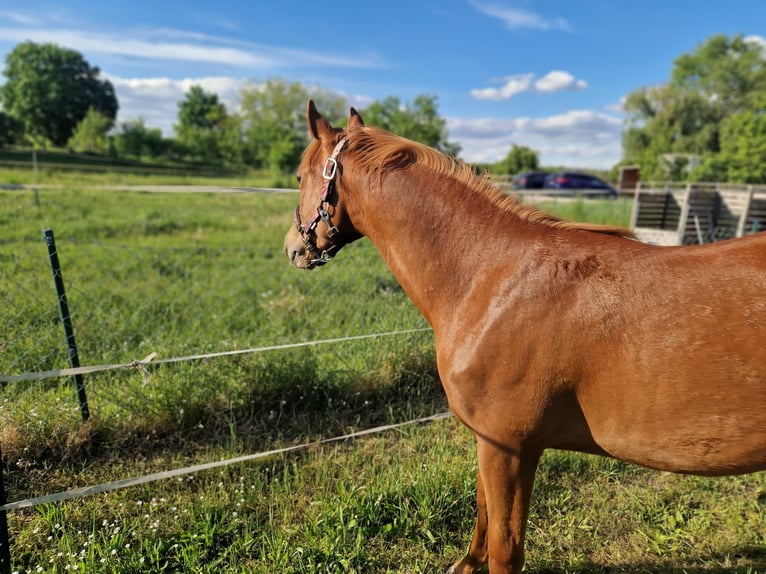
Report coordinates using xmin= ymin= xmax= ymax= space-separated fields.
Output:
xmin=2 ymin=185 xmax=764 ymax=573
xmin=1 ymin=186 xmax=435 ymax=462
xmin=0 ymin=151 xmax=293 ymax=188
xmin=534 ymin=196 xmax=634 ymax=227
xmin=0 ymin=167 xmax=294 ymax=188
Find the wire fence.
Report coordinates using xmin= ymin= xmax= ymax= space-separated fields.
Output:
xmin=1 ymin=234 xmax=433 ymax=424
xmin=0 ymin=187 xmax=440 ymax=571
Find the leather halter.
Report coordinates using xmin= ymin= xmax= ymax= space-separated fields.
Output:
xmin=293 ymin=137 xmax=349 ymax=265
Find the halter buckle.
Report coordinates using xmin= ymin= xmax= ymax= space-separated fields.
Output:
xmin=322 ymin=157 xmax=338 ymax=180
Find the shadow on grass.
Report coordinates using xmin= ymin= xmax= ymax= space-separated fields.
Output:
xmin=5 ymin=344 xmax=446 ymax=473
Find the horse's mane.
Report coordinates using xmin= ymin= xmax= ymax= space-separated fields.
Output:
xmin=332 ymin=127 xmax=633 ymax=239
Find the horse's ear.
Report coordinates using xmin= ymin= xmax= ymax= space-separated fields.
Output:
xmin=307 ymin=99 xmax=335 ymax=142
xmin=348 ymin=106 xmax=365 ymax=129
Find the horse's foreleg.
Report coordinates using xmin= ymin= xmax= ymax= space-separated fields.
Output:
xmin=477 ymin=439 xmax=541 ymax=574
xmin=447 ymin=470 xmax=488 ymax=573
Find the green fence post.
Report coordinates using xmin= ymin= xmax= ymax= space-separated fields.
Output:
xmin=43 ymin=228 xmax=90 ymax=422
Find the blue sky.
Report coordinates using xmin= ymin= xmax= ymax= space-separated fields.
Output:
xmin=0 ymin=1 xmax=764 ymax=169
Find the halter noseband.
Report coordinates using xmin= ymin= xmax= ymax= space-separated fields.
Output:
xmin=293 ymin=137 xmax=349 ymax=265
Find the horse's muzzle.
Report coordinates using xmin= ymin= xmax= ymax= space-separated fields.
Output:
xmin=283 ymin=228 xmax=316 ymax=270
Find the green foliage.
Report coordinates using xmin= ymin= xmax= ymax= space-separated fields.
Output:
xmin=175 ymin=85 xmax=229 ymax=161
xmin=623 ymin=34 xmax=766 ymax=182
xmin=360 ymin=95 xmax=461 ymax=156
xmin=623 ymin=85 xmax=721 ymax=180
xmin=67 ymin=108 xmax=114 ymax=154
xmin=715 ymin=96 xmax=766 ymax=183
xmin=0 ymin=110 xmax=22 ymax=146
xmin=214 ymin=114 xmax=247 ymax=166
xmin=672 ymin=34 xmax=766 ymax=113
xmin=238 ymin=78 xmax=347 ymax=172
xmin=177 ymin=85 xmax=227 ymax=131
xmin=114 ymin=118 xmax=168 ymax=160
xmin=0 ymin=41 xmax=117 ymax=146
xmin=491 ymin=144 xmax=540 ymax=175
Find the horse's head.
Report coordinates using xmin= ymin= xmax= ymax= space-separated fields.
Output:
xmin=284 ymin=100 xmax=365 ymax=270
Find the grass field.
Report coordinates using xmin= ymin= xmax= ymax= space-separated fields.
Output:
xmin=0 ymin=152 xmax=290 ymax=189
xmin=1 ymin=183 xmax=765 ymax=573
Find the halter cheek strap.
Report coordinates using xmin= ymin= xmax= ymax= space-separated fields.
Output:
xmin=293 ymin=137 xmax=349 ymax=264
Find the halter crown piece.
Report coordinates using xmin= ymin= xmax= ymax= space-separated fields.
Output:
xmin=293 ymin=137 xmax=349 ymax=265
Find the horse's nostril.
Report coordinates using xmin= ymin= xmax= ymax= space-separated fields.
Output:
xmin=287 ymin=245 xmax=304 ymax=267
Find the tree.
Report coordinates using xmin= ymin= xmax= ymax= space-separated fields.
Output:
xmin=0 ymin=41 xmax=118 ymax=146
xmin=622 ymin=34 xmax=766 ymax=180
xmin=238 ymin=78 xmax=347 ymax=172
xmin=113 ymin=118 xmax=165 ymax=160
xmin=492 ymin=144 xmax=540 ymax=175
xmin=215 ymin=114 xmax=246 ymax=167
xmin=175 ymin=85 xmax=228 ymax=160
xmin=361 ymin=94 xmax=461 ymax=156
xmin=622 ymin=85 xmax=719 ymax=180
xmin=177 ymin=85 xmax=227 ymax=131
xmin=68 ymin=108 xmax=113 ymax=154
xmin=672 ymin=34 xmax=766 ymax=114
xmin=693 ymin=95 xmax=766 ymax=183
xmin=0 ymin=111 xmax=22 ymax=147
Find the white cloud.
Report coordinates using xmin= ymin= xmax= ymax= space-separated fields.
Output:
xmin=534 ymin=70 xmax=587 ymax=92
xmin=0 ymin=25 xmax=385 ymax=70
xmin=0 ymin=11 xmax=44 ymax=25
xmin=342 ymin=93 xmax=376 ymax=109
xmin=470 ymin=1 xmax=571 ymax=31
xmin=605 ymin=97 xmax=626 ymax=114
xmin=447 ymin=110 xmax=623 ymax=169
xmin=470 ymin=74 xmax=534 ymax=101
xmin=107 ymin=75 xmax=245 ymax=135
xmin=471 ymin=70 xmax=587 ymax=101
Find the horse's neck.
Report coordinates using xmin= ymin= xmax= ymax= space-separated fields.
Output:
xmin=353 ymin=171 xmax=519 ymax=328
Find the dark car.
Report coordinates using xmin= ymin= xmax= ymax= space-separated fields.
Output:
xmin=511 ymin=171 xmax=547 ymax=190
xmin=543 ymin=172 xmax=618 ymax=197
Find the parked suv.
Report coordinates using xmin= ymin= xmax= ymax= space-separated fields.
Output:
xmin=511 ymin=171 xmax=547 ymax=190
xmin=543 ymin=172 xmax=617 ymax=197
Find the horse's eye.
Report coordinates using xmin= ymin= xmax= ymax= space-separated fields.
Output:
xmin=296 ymin=173 xmax=302 ymax=184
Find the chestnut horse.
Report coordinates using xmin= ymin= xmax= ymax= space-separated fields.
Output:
xmin=284 ymin=101 xmax=766 ymax=573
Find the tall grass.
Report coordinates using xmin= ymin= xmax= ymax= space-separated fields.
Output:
xmin=2 ymin=187 xmax=764 ymax=573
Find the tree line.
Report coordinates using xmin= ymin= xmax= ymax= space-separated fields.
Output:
xmin=0 ymin=41 xmax=459 ymax=173
xmin=1 ymin=35 xmax=765 ymax=182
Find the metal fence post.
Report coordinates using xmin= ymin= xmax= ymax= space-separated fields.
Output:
xmin=43 ymin=228 xmax=90 ymax=422
xmin=0 ymin=442 xmax=11 ymax=574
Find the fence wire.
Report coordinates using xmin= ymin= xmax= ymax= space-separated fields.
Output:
xmin=0 ymin=188 xmax=437 ymax=470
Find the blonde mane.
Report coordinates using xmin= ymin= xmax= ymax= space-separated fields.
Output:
xmin=336 ymin=127 xmax=634 ymax=238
